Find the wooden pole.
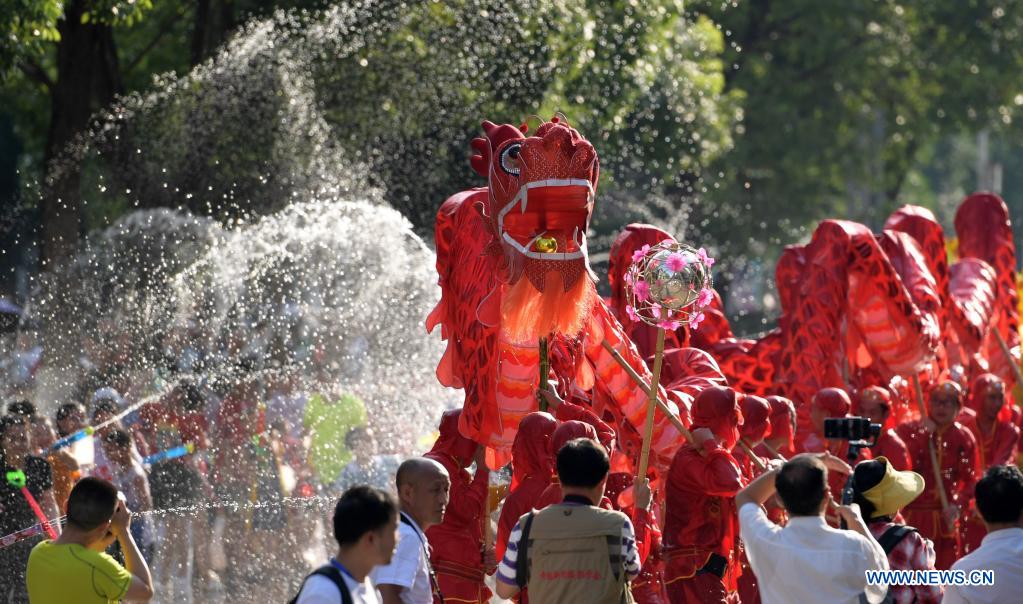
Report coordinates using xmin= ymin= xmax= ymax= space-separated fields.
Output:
xmin=636 ymin=328 xmax=666 ymax=481
xmin=599 ymin=339 xmax=768 ymax=470
xmin=992 ymin=329 xmax=1023 ymax=386
xmin=761 ymin=441 xmax=786 ymax=461
xmin=600 ymin=338 xmax=693 ymax=440
xmin=537 ymin=335 xmax=550 ymax=412
xmin=738 ymin=439 xmax=768 ymax=472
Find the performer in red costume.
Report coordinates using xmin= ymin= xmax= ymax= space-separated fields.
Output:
xmin=854 ymin=386 xmax=912 ymax=471
xmin=532 ymin=388 xmax=617 ymax=510
xmin=895 ymin=381 xmax=979 ymax=570
xmin=495 ymin=411 xmax=556 ymax=563
xmin=608 ymin=474 xmax=667 ymax=604
xmin=799 ymin=388 xmax=870 ymax=526
xmin=424 ymin=410 xmax=493 ymax=603
xmin=663 ymin=386 xmax=745 ymax=604
xmin=734 ymin=395 xmax=771 ymax=480
xmin=755 ymin=396 xmax=796 ymax=527
xmin=533 ymin=420 xmax=615 ymax=510
xmin=757 ymin=396 xmax=796 ymax=460
xmin=958 ymin=373 xmax=1020 ymax=554
xmin=734 ymin=395 xmax=771 ymax=604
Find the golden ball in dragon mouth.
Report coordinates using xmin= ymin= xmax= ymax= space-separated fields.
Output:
xmin=534 ymin=236 xmax=558 ymax=254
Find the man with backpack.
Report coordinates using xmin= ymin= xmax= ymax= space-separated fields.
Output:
xmin=851 ymin=456 xmax=942 ymax=603
xmin=494 ymin=437 xmax=641 ymax=603
xmin=292 ymin=485 xmax=400 ymax=604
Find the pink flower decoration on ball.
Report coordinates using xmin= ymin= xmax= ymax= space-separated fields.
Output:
xmin=633 ymin=279 xmax=650 ymax=302
xmin=697 ymin=288 xmax=714 ymax=308
xmin=657 ymin=319 xmax=681 ymax=330
xmin=631 ymin=244 xmax=651 ymax=264
xmin=689 ymin=311 xmax=706 ymax=330
xmin=625 ymin=305 xmax=639 ymax=322
xmin=697 ymin=247 xmax=715 ymax=267
xmin=665 ymin=253 xmax=688 ymax=272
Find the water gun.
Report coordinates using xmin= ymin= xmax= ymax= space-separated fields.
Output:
xmin=142 ymin=442 xmax=195 ymax=466
xmin=48 ymin=427 xmax=95 ymax=452
xmin=0 ymin=516 xmax=67 ymax=549
xmin=5 ymin=470 xmax=58 ymax=540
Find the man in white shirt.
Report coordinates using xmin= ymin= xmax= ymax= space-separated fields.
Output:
xmin=372 ymin=457 xmax=450 ymax=604
xmin=944 ymin=465 xmax=1023 ymax=604
xmin=295 ymin=485 xmax=400 ymax=604
xmin=737 ymin=452 xmax=890 ymax=604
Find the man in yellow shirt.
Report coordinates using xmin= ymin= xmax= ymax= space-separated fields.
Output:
xmin=26 ymin=476 xmax=154 ymax=603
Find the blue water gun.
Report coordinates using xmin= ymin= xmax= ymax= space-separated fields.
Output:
xmin=142 ymin=442 xmax=195 ymax=466
xmin=48 ymin=427 xmax=95 ymax=452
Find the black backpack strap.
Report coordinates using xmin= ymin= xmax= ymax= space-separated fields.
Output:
xmin=289 ymin=564 xmax=352 ymax=604
xmin=515 ymin=511 xmax=536 ymax=589
xmin=877 ymin=525 xmax=917 ymax=555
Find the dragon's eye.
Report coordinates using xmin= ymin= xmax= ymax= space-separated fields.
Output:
xmin=499 ymin=143 xmax=522 ymax=176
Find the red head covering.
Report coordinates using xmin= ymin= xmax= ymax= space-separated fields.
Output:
xmin=766 ymin=395 xmax=796 ymax=450
xmin=740 ymin=395 xmax=772 ymax=442
xmin=691 ymin=386 xmax=744 ymax=443
xmin=510 ymin=412 xmax=557 ymax=489
xmin=430 ymin=409 xmax=479 ymax=468
xmin=967 ymin=373 xmax=1012 ymax=423
xmin=551 ymin=420 xmax=599 ymax=456
xmin=856 ymin=386 xmax=891 ymax=410
xmin=608 ymin=224 xmax=674 ymax=315
xmin=854 ymin=385 xmax=894 ymax=428
xmin=812 ymin=388 xmax=851 ymax=418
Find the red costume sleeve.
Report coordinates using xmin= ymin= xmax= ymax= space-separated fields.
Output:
xmin=495 ymin=478 xmax=548 ymax=561
xmin=989 ymin=423 xmax=1021 ymax=466
xmin=554 ymin=400 xmax=616 ymax=453
xmin=629 ymin=507 xmax=660 ymax=564
xmin=447 ymin=465 xmax=490 ymax=532
xmin=878 ymin=429 xmax=912 ymax=472
xmin=894 ymin=421 xmax=916 ymax=446
xmin=672 ymin=445 xmax=744 ymax=497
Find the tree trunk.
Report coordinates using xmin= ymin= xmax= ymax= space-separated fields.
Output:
xmin=191 ymin=0 xmax=235 ymax=66
xmin=42 ymin=0 xmax=123 ymax=267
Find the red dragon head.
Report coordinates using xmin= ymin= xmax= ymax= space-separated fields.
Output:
xmin=470 ymin=116 xmax=600 ymax=343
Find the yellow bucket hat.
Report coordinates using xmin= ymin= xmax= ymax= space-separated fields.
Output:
xmin=858 ymin=456 xmax=925 ymax=519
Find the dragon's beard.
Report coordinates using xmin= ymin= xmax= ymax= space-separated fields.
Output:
xmin=501 ymin=270 xmax=597 ymax=344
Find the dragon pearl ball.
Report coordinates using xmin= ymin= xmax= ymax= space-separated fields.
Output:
xmin=644 ymin=248 xmax=707 ymax=310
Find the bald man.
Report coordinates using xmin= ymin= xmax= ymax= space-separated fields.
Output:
xmin=373 ymin=458 xmax=450 ymax=604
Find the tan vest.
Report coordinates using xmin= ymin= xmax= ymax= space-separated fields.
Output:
xmin=521 ymin=503 xmax=635 ymax=604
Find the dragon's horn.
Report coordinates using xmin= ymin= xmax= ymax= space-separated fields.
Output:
xmin=470 ymin=137 xmax=489 ymax=177
xmin=481 ymin=120 xmax=500 ymax=140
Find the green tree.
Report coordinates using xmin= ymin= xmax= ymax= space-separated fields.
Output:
xmin=1 ymin=0 xmax=326 ymax=266
xmin=690 ymin=0 xmax=1023 ymax=245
